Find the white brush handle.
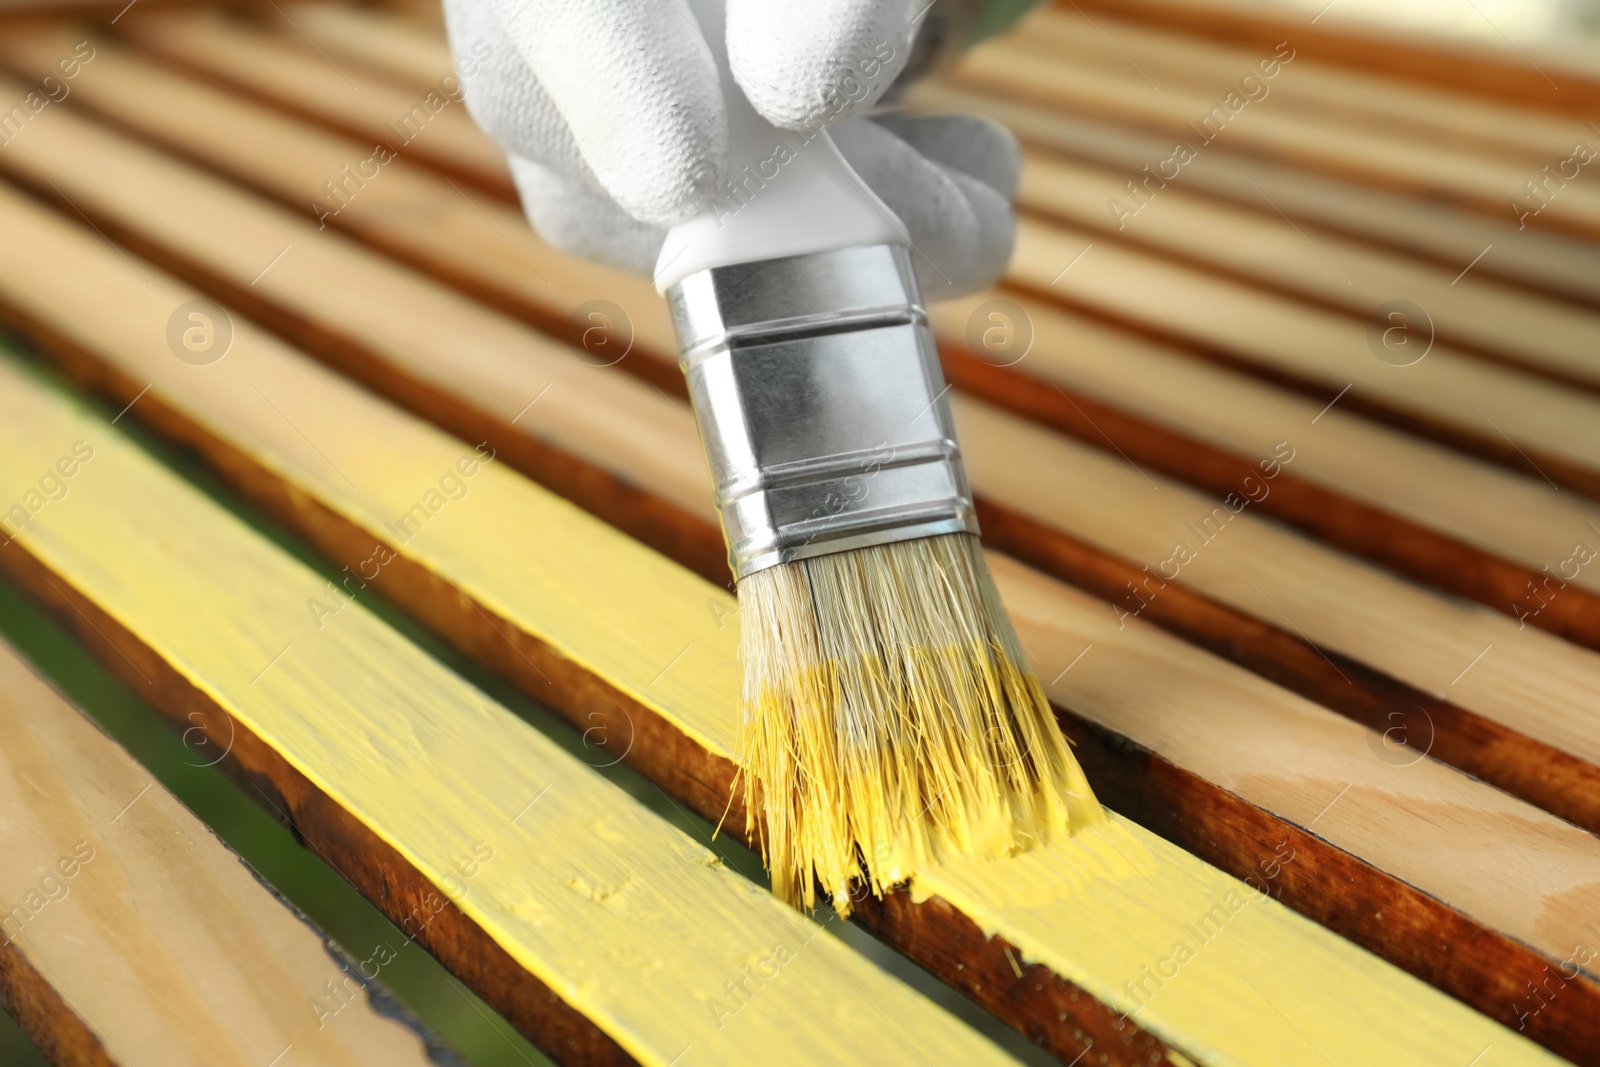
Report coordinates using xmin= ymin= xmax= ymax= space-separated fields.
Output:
xmin=652 ymin=0 xmax=907 ymax=294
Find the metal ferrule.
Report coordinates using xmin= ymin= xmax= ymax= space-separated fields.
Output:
xmin=666 ymin=244 xmax=980 ymax=579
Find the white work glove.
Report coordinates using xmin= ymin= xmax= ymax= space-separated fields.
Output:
xmin=445 ymin=0 xmax=1021 ymax=300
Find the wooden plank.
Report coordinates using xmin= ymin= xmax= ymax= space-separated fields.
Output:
xmin=935 ymin=292 xmax=1600 ymax=649
xmin=946 ymin=35 xmax=1600 ymax=241
xmin=115 ymin=7 xmax=514 ymax=200
xmin=0 ymin=370 xmax=1024 ymax=1067
xmin=0 ymin=637 xmax=447 ymax=1067
xmin=1005 ymin=217 xmax=1600 ymax=500
xmin=20 ymin=39 xmax=1600 ymax=651
xmin=281 ymin=2 xmax=467 ymax=91
xmin=1010 ymin=149 xmax=1600 ymax=395
xmin=1057 ymin=0 xmax=1600 ymax=115
xmin=911 ymin=82 xmax=1600 ymax=310
xmin=0 ymin=29 xmax=683 ymax=391
xmin=1012 ymin=9 xmax=1580 ymax=161
xmin=0 ymin=153 xmax=1592 ymax=1064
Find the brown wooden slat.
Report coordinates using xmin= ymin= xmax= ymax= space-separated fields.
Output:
xmin=936 ymin=303 xmax=1600 ymax=652
xmin=1010 ymin=151 xmax=1600 ymax=397
xmin=909 ymin=82 xmax=1600 ymax=310
xmin=1000 ymin=219 xmax=1600 ymax=502
xmin=947 ymin=35 xmax=1600 ymax=242
xmin=0 ymin=636 xmax=447 ymax=1067
xmin=117 ymin=7 xmax=515 ymax=200
xmin=1014 ymin=9 xmax=1580 ymax=161
xmin=3 ymin=113 xmax=1599 ymax=1063
xmin=1058 ymin=0 xmax=1600 ymax=115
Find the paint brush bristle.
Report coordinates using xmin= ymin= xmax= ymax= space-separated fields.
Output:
xmin=738 ymin=531 xmax=1103 ymax=913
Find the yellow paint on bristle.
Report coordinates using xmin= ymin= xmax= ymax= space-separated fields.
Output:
xmin=739 ymin=532 xmax=1102 ymax=912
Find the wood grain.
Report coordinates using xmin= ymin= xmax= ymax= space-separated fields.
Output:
xmin=1011 ymin=150 xmax=1600 ymax=396
xmin=934 ymin=289 xmax=1600 ymax=627
xmin=1056 ymin=0 xmax=1600 ymax=115
xmin=1005 ymin=218 xmax=1600 ymax=500
xmin=910 ymin=82 xmax=1600 ymax=310
xmin=0 ymin=29 xmax=684 ymax=388
xmin=118 ymin=7 xmax=514 ymax=200
xmin=0 ymin=639 xmax=446 ymax=1067
xmin=0 ymin=167 xmax=1592 ymax=1063
xmin=1014 ymin=9 xmax=1579 ymax=160
xmin=947 ymin=37 xmax=1600 ymax=242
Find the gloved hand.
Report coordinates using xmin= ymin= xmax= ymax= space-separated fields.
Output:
xmin=445 ymin=0 xmax=1022 ymax=299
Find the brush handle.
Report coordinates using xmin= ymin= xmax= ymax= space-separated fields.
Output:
xmin=652 ymin=0 xmax=907 ymax=293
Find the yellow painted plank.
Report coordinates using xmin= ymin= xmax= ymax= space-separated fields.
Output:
xmin=0 ymin=638 xmax=441 ymax=1067
xmin=0 ymin=178 xmax=1562 ymax=1066
xmin=0 ymin=378 xmax=1013 ymax=1067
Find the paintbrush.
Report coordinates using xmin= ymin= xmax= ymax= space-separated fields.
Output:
xmin=656 ymin=0 xmax=1102 ymax=912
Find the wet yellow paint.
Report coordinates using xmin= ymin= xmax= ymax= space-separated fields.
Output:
xmin=0 ymin=360 xmax=1015 ymax=1066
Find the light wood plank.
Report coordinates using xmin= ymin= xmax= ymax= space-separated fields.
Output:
xmin=1011 ymin=8 xmax=1580 ymax=160
xmin=934 ymin=290 xmax=1600 ymax=605
xmin=947 ymin=36 xmax=1600 ymax=241
xmin=283 ymin=2 xmax=468 ymax=91
xmin=1007 ymin=217 xmax=1600 ymax=498
xmin=0 ymin=30 xmax=681 ymax=375
xmin=0 ymin=159 xmax=1590 ymax=1062
xmin=119 ymin=8 xmax=513 ymax=199
xmin=952 ymin=391 xmax=1600 ymax=807
xmin=0 ymin=365 xmax=1020 ymax=1067
xmin=0 ymin=639 xmax=444 ymax=1067
xmin=1011 ymin=149 xmax=1600 ymax=393
xmin=911 ymin=82 xmax=1600 ymax=309
xmin=1056 ymin=0 xmax=1600 ymax=114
